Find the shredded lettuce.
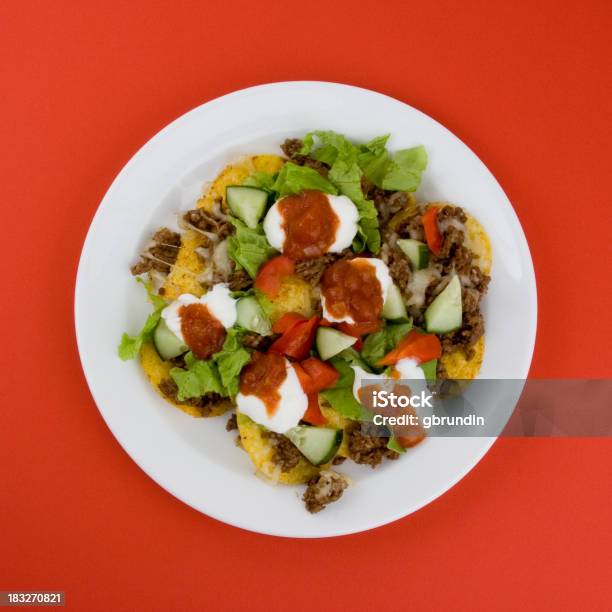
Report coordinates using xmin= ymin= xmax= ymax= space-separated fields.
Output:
xmin=242 ymin=171 xmax=276 ymax=191
xmin=300 ymin=131 xmax=356 ymax=165
xmin=170 ymin=353 xmax=225 ymax=401
xmin=387 ymin=434 xmax=406 ymax=454
xmin=357 ymin=135 xmax=392 ymax=186
xmin=379 ymin=146 xmax=428 ymax=192
xmin=118 ymin=278 xmax=167 ymax=361
xmin=335 ymin=347 xmax=369 ymax=369
xmin=170 ymin=329 xmax=252 ymax=401
xmin=327 ymin=159 xmax=380 ymax=253
xmin=360 ymin=320 xmax=413 ymax=372
xmin=213 ymin=328 xmax=251 ymax=398
xmin=227 ymin=216 xmax=277 ymax=279
xmin=357 ymin=135 xmax=427 ymax=191
xmin=320 ymin=357 xmax=372 ymax=421
xmin=271 ymin=162 xmax=337 ymax=197
xmin=419 ymin=359 xmax=437 ymax=383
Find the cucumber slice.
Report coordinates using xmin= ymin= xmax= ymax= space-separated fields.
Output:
xmin=382 ymin=283 xmax=408 ymax=320
xmin=424 ymin=275 xmax=462 ymax=333
xmin=236 ymin=296 xmax=272 ymax=336
xmin=153 ymin=318 xmax=187 ymax=361
xmin=226 ymin=186 xmax=268 ymax=229
xmin=316 ymin=327 xmax=356 ymax=360
xmin=397 ymin=238 xmax=429 ymax=270
xmin=285 ymin=425 xmax=343 ymax=466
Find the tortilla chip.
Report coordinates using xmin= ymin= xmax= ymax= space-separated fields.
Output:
xmin=439 ymin=212 xmax=491 ymax=380
xmin=161 ymin=230 xmax=206 ymax=301
xmin=140 ymin=342 xmax=230 ymax=418
xmin=464 ymin=215 xmax=492 ymax=276
xmin=197 ymin=154 xmax=285 ymax=212
xmin=258 ymin=276 xmax=314 ymax=324
xmin=236 ymin=412 xmax=320 ymax=484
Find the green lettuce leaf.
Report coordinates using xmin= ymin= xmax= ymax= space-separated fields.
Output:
xmin=213 ymin=328 xmax=251 ymax=398
xmin=302 ymin=131 xmax=357 ymax=165
xmin=359 ymin=143 xmax=427 ymax=192
xmin=242 ymin=171 xmax=276 ymax=191
xmin=320 ymin=388 xmax=371 ymax=421
xmin=381 ymin=146 xmax=428 ymax=191
xmin=387 ymin=434 xmax=406 ymax=454
xmin=170 ymin=329 xmax=253 ymax=401
xmin=170 ymin=352 xmax=224 ymax=401
xmin=227 ymin=216 xmax=277 ymax=278
xmin=327 ymin=157 xmax=380 ymax=253
xmin=118 ymin=278 xmax=167 ymax=361
xmin=320 ymin=357 xmax=372 ymax=421
xmin=361 ymin=320 xmax=413 ymax=371
xmin=271 ymin=162 xmax=338 ymax=197
xmin=419 ymin=359 xmax=437 ymax=383
xmin=356 ymin=134 xmax=391 ymax=187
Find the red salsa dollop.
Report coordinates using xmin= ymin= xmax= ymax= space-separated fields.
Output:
xmin=180 ymin=303 xmax=226 ymax=360
xmin=239 ymin=351 xmax=287 ymax=417
xmin=321 ymin=259 xmax=383 ymax=323
xmin=279 ymin=190 xmax=339 ymax=260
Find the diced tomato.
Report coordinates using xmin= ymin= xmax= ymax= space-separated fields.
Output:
xmin=422 ymin=207 xmax=443 ymax=255
xmin=337 ymin=320 xmax=382 ymax=337
xmin=396 ymin=432 xmax=426 ymax=448
xmin=301 ymin=357 xmax=339 ymax=391
xmin=292 ymin=362 xmax=316 ymax=394
xmin=378 ymin=329 xmax=442 ymax=366
xmin=353 ymin=338 xmax=364 ymax=351
xmin=272 ymin=312 xmax=306 ymax=334
xmin=319 ymin=318 xmax=334 ymax=327
xmin=269 ymin=315 xmax=319 ymax=360
xmin=303 ymin=393 xmax=327 ymax=425
xmin=254 ymin=255 xmax=294 ymax=297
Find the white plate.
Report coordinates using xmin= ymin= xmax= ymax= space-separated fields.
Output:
xmin=75 ymin=82 xmax=537 ymax=538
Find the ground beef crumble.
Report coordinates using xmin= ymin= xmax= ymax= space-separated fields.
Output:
xmin=225 ymin=413 xmax=238 ymax=431
xmin=227 ymin=267 xmax=253 ymax=291
xmin=303 ymin=470 xmax=348 ymax=513
xmin=241 ymin=332 xmax=276 ymax=351
xmin=158 ymin=379 xmax=231 ymax=417
xmin=131 ymin=227 xmax=181 ymax=276
xmin=363 ymin=179 xmax=414 ymax=230
xmin=263 ymin=431 xmax=304 ymax=472
xmin=280 ymin=138 xmax=303 ymax=158
xmin=399 ymin=213 xmax=425 ymax=241
xmin=183 ymin=208 xmax=232 ymax=241
xmin=440 ymin=296 xmax=485 ymax=359
xmin=167 ymin=353 xmax=187 ymax=369
xmin=346 ymin=421 xmax=399 ymax=468
xmin=386 ymin=246 xmax=412 ymax=300
xmin=438 ymin=205 xmax=467 ymax=224
xmin=294 ymin=252 xmax=340 ymax=286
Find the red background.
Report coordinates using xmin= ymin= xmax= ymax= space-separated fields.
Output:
xmin=1 ymin=1 xmax=611 ymax=610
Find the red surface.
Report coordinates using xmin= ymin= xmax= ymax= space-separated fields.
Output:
xmin=1 ymin=1 xmax=611 ymax=610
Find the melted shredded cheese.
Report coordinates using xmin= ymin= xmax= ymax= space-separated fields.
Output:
xmin=406 ymin=268 xmax=439 ymax=307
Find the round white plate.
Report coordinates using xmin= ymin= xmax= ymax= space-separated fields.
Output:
xmin=75 ymin=81 xmax=537 ymax=538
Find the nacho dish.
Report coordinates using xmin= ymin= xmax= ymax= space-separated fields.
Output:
xmin=119 ymin=131 xmax=491 ymax=513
